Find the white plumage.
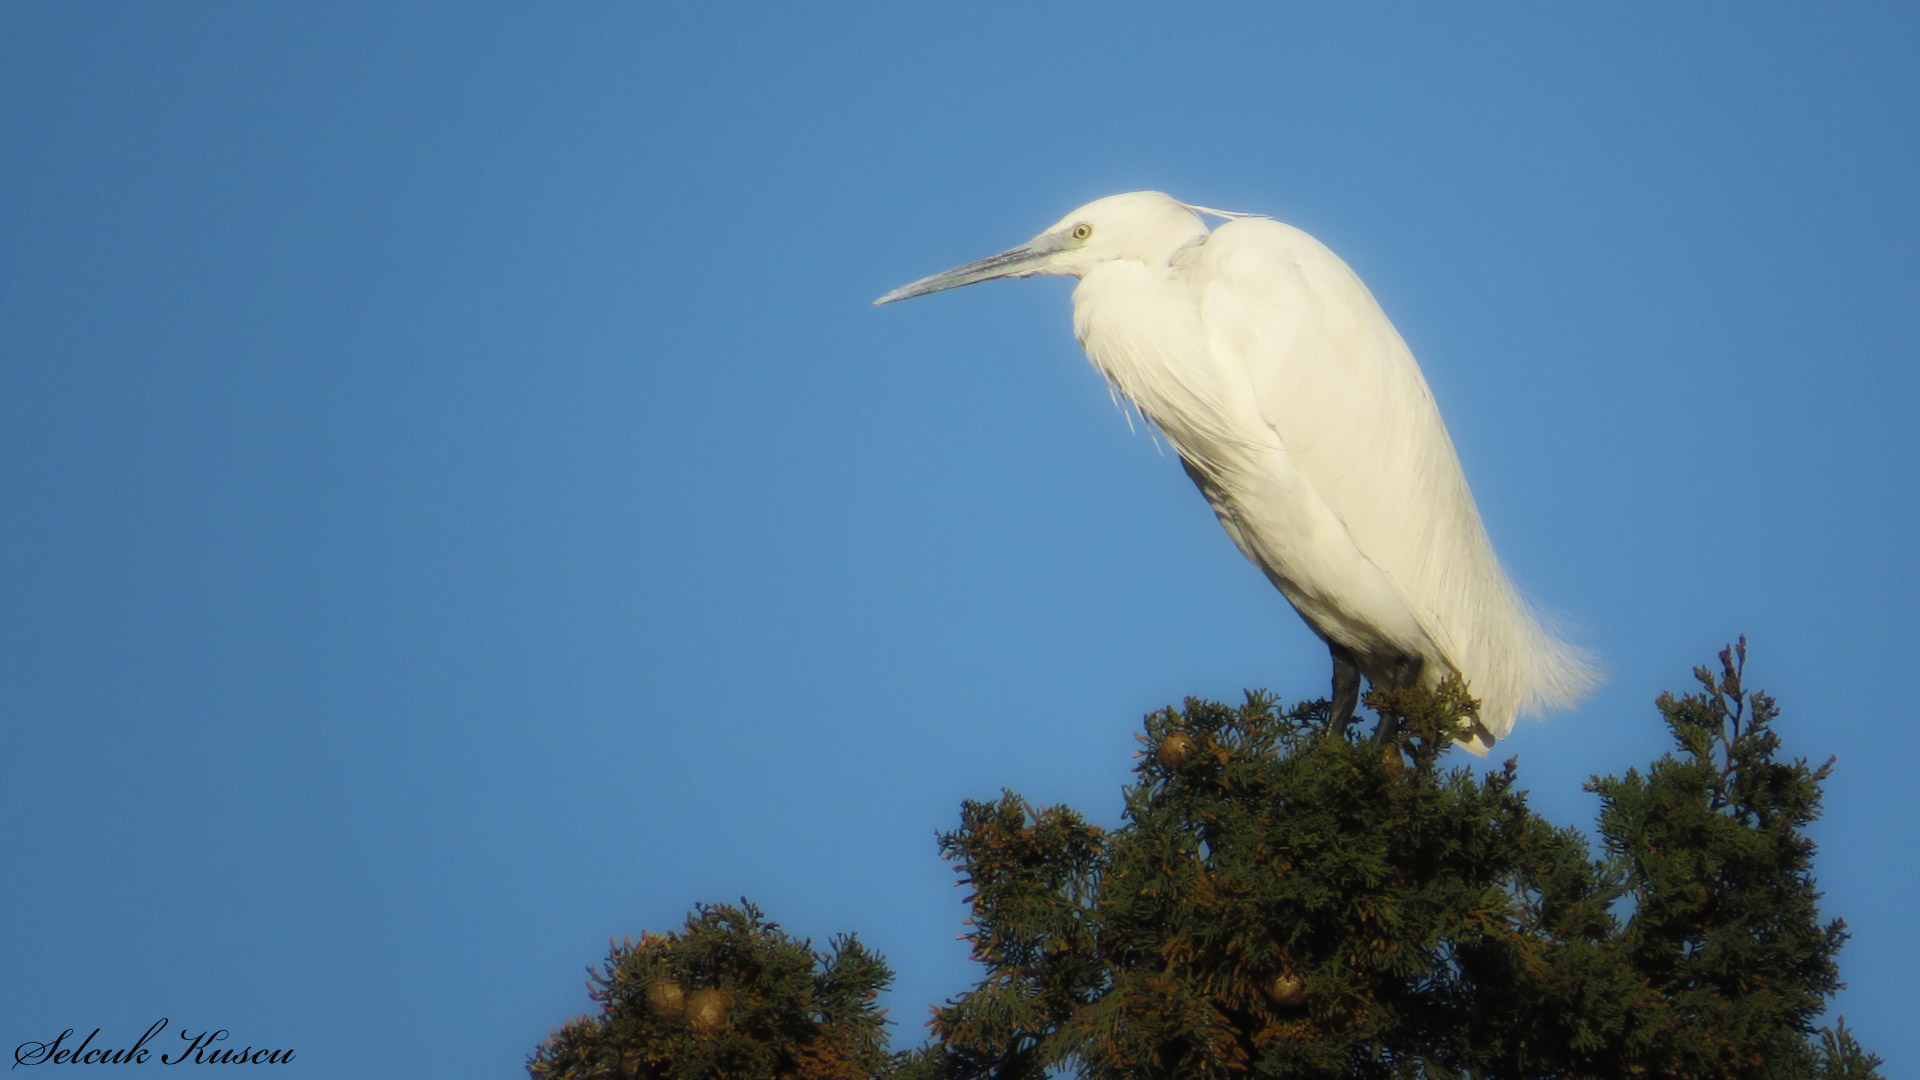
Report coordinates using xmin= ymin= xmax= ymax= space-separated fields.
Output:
xmin=878 ymin=192 xmax=1594 ymax=752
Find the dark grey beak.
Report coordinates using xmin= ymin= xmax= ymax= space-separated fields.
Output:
xmin=873 ymin=235 xmax=1066 ymax=306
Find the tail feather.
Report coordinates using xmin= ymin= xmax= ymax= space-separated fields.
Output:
xmin=1454 ymin=600 xmax=1598 ymax=754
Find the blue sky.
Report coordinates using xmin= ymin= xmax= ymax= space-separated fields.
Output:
xmin=4 ymin=3 xmax=1916 ymax=1074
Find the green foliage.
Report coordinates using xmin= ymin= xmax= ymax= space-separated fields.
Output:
xmin=1587 ymin=640 xmax=1851 ymax=1079
xmin=533 ymin=645 xmax=1880 ymax=1079
xmin=930 ymin=683 xmax=1563 ymax=1079
xmin=1812 ymin=1020 xmax=1884 ymax=1079
xmin=528 ymin=902 xmax=905 ymax=1080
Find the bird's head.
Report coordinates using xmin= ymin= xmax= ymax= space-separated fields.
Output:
xmin=875 ymin=191 xmax=1214 ymax=306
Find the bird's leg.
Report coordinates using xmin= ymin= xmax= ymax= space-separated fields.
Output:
xmin=1372 ymin=655 xmax=1426 ymax=746
xmin=1328 ymin=642 xmax=1361 ymax=737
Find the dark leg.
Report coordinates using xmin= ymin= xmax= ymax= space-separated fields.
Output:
xmin=1373 ymin=713 xmax=1401 ymax=746
xmin=1329 ymin=641 xmax=1361 ymax=736
xmin=1372 ymin=655 xmax=1426 ymax=745
xmin=1388 ymin=654 xmax=1426 ymax=688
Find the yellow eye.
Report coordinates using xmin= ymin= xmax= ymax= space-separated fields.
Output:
xmin=1071 ymin=223 xmax=1092 ymax=241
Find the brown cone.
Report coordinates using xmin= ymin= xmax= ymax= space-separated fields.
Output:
xmin=644 ymin=978 xmax=685 ymax=1021
xmin=1157 ymin=732 xmax=1195 ymax=769
xmin=684 ymin=988 xmax=730 ymax=1034
xmin=1266 ymin=972 xmax=1307 ymax=1009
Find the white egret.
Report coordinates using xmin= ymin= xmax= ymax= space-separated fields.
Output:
xmin=876 ymin=192 xmax=1594 ymax=752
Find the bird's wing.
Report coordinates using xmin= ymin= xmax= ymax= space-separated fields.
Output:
xmin=1185 ymin=218 xmax=1496 ymax=676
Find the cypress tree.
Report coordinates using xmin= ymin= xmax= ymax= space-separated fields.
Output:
xmin=529 ymin=902 xmax=903 ymax=1080
xmin=530 ymin=646 xmax=1882 ymax=1079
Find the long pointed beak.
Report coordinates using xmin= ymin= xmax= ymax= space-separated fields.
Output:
xmin=873 ymin=235 xmax=1066 ymax=306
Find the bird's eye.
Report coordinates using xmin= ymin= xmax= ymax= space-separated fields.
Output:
xmin=1071 ymin=223 xmax=1093 ymax=241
